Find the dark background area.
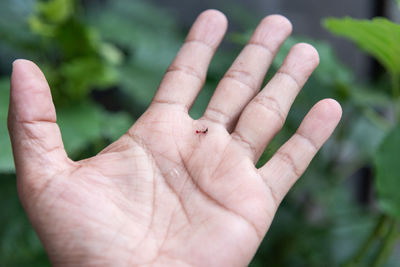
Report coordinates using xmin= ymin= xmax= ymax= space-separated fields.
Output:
xmin=153 ymin=0 xmax=377 ymax=78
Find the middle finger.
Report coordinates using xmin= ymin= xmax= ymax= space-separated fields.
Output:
xmin=202 ymin=15 xmax=292 ymax=131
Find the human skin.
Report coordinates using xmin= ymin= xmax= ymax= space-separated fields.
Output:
xmin=7 ymin=9 xmax=342 ymax=267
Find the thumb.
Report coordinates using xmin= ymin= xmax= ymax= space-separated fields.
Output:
xmin=8 ymin=60 xmax=70 ymax=195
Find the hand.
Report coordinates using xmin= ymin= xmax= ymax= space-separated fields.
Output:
xmin=8 ymin=10 xmax=341 ymax=267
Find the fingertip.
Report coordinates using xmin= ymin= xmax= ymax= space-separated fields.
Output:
xmin=13 ymin=58 xmax=32 ymax=66
xmin=9 ymin=59 xmax=55 ymax=123
xmin=262 ymin=14 xmax=293 ymax=35
xmin=259 ymin=98 xmax=342 ymax=200
xmin=250 ymin=14 xmax=292 ymax=53
xmin=12 ymin=58 xmax=29 ymax=68
xmin=324 ymin=98 xmax=342 ymax=114
xmin=279 ymin=43 xmax=320 ymax=85
xmin=200 ymin=9 xmax=228 ymax=29
xmin=12 ymin=59 xmax=28 ymax=79
xmin=11 ymin=59 xmax=45 ymax=86
xmin=12 ymin=59 xmax=38 ymax=72
xmin=315 ymin=98 xmax=343 ymax=123
xmin=188 ymin=9 xmax=228 ymax=48
xmin=291 ymin=43 xmax=320 ymax=66
xmin=298 ymin=98 xmax=342 ymax=145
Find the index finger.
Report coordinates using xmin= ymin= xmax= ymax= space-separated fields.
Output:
xmin=151 ymin=10 xmax=228 ymax=112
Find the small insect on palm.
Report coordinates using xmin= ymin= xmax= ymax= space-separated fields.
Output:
xmin=195 ymin=128 xmax=208 ymax=134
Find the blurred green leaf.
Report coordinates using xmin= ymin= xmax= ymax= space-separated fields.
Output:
xmin=54 ymin=19 xmax=99 ymax=59
xmin=87 ymin=0 xmax=183 ymax=106
xmin=28 ymin=15 xmax=56 ymax=37
xmin=57 ymin=101 xmax=103 ymax=157
xmin=29 ymin=0 xmax=75 ymax=37
xmin=101 ymin=111 xmax=133 ymax=142
xmin=374 ymin=124 xmax=400 ymax=217
xmin=347 ymin=115 xmax=387 ymax=161
xmin=0 ymin=175 xmax=49 ymax=266
xmin=37 ymin=0 xmax=74 ymax=23
xmin=350 ymin=86 xmax=392 ymax=107
xmin=100 ymin=43 xmax=124 ymax=65
xmin=57 ymin=100 xmax=133 ymax=158
xmin=324 ymin=17 xmax=400 ymax=75
xmin=0 ymin=79 xmax=14 ymax=173
xmin=60 ymin=57 xmax=117 ymax=98
xmin=0 ymin=0 xmax=38 ymax=63
xmin=28 ymin=0 xmax=121 ymax=103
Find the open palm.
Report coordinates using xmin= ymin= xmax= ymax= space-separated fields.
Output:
xmin=8 ymin=10 xmax=341 ymax=267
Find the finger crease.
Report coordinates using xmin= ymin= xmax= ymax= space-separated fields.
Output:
xmin=151 ymin=99 xmax=188 ymax=112
xmin=224 ymin=69 xmax=258 ymax=92
xmin=232 ymin=131 xmax=257 ymax=158
xmin=185 ymin=38 xmax=215 ymax=51
xmin=204 ymin=106 xmax=231 ymax=126
xmin=276 ymin=71 xmax=301 ymax=89
xmin=253 ymin=95 xmax=285 ymax=126
xmin=247 ymin=42 xmax=274 ymax=56
xmin=19 ymin=119 xmax=56 ymax=124
xmin=276 ymin=150 xmax=302 ymax=177
xmin=166 ymin=64 xmax=204 ymax=83
xmin=295 ymin=131 xmax=318 ymax=152
xmin=261 ymin=177 xmax=280 ymax=209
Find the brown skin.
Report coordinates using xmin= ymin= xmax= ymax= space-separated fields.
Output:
xmin=8 ymin=10 xmax=342 ymax=267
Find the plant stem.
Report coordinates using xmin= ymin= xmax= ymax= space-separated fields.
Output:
xmin=343 ymin=214 xmax=388 ymax=267
xmin=371 ymin=218 xmax=399 ymax=267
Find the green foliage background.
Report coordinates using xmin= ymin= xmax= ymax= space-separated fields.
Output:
xmin=0 ymin=0 xmax=400 ymax=266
